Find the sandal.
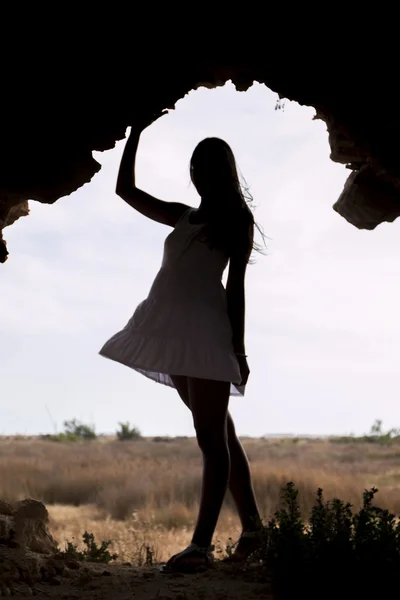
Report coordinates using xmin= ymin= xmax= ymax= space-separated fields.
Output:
xmin=161 ymin=543 xmax=215 ymax=574
xmin=224 ymin=529 xmax=265 ymax=563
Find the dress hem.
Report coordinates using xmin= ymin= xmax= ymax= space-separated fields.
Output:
xmin=99 ymin=351 xmax=244 ymax=397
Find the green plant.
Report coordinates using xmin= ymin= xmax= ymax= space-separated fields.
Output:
xmin=62 ymin=531 xmax=118 ymax=564
xmin=331 ymin=419 xmax=400 ymax=445
xmin=116 ymin=422 xmax=142 ymax=441
xmin=252 ymin=483 xmax=400 ymax=599
xmin=41 ymin=419 xmax=97 ymax=442
xmin=64 ymin=419 xmax=97 ymax=441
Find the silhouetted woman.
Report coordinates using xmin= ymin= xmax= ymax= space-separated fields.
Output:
xmin=100 ymin=111 xmax=264 ymax=572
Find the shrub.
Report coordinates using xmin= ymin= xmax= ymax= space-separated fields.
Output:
xmin=116 ymin=422 xmax=142 ymax=441
xmin=251 ymin=483 xmax=400 ymax=599
xmin=41 ymin=419 xmax=97 ymax=442
xmin=64 ymin=419 xmax=97 ymax=441
xmin=61 ymin=531 xmax=118 ymax=564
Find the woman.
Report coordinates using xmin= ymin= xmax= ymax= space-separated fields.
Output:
xmin=100 ymin=111 xmax=264 ymax=572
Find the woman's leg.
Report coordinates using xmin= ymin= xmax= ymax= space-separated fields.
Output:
xmin=224 ymin=413 xmax=263 ymax=561
xmin=167 ymin=375 xmax=230 ymax=569
xmin=226 ymin=413 xmax=262 ymax=533
xmin=171 ymin=375 xmax=261 ymax=533
xmin=186 ymin=376 xmax=231 ymax=548
xmin=170 ymin=374 xmax=191 ymax=409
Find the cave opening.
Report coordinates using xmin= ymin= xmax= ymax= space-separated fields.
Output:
xmin=1 ymin=82 xmax=400 ymax=438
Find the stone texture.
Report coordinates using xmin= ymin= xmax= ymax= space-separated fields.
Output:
xmin=0 ymin=501 xmax=14 ymax=517
xmin=0 ymin=499 xmax=57 ymax=554
xmin=1 ymin=25 xmax=399 ymax=261
xmin=0 ymin=198 xmax=29 ymax=262
xmin=0 ymin=515 xmax=12 ymax=542
xmin=0 ymin=498 xmax=59 ymax=591
xmin=333 ymin=166 xmax=400 ymax=229
xmin=12 ymin=499 xmax=58 ymax=554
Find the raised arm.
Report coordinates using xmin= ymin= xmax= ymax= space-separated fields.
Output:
xmin=116 ymin=113 xmax=189 ymax=227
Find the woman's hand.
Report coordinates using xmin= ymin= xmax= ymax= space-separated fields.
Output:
xmin=236 ymin=355 xmax=250 ymax=387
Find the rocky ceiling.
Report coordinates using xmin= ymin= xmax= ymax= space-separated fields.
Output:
xmin=1 ymin=33 xmax=399 ymax=263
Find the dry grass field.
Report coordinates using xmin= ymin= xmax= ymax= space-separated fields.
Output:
xmin=1 ymin=436 xmax=400 ymax=565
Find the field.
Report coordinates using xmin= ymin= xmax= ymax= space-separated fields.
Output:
xmin=1 ymin=435 xmax=400 ymax=567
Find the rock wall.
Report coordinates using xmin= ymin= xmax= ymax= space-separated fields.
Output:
xmin=0 ymin=498 xmax=60 ymax=593
xmin=1 ymin=27 xmax=399 ymax=261
xmin=0 ymin=200 xmax=29 ymax=262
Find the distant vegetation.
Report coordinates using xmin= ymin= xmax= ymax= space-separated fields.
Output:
xmin=41 ymin=419 xmax=97 ymax=442
xmin=35 ymin=417 xmax=400 ymax=445
xmin=331 ymin=420 xmax=400 ymax=445
xmin=1 ymin=435 xmax=400 ymax=523
xmin=40 ymin=419 xmax=143 ymax=443
xmin=116 ymin=422 xmax=142 ymax=441
xmin=2 ymin=434 xmax=400 ymax=573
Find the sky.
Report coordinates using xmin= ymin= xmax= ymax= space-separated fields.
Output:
xmin=2 ymin=83 xmax=400 ymax=438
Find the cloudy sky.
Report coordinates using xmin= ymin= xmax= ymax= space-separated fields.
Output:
xmin=2 ymin=83 xmax=400 ymax=437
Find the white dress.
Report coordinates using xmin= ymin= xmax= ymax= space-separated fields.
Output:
xmin=99 ymin=208 xmax=244 ymax=396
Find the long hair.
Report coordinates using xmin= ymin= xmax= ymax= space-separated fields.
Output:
xmin=190 ymin=137 xmax=265 ymax=260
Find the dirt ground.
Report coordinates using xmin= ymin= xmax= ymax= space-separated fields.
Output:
xmin=8 ymin=561 xmax=271 ymax=600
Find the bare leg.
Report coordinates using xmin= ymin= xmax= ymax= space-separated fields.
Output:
xmin=226 ymin=414 xmax=262 ymax=531
xmin=166 ymin=375 xmax=230 ymax=570
xmin=171 ymin=376 xmax=262 ymax=534
xmin=187 ymin=376 xmax=231 ymax=548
